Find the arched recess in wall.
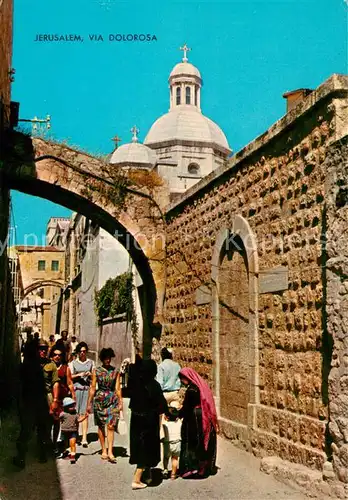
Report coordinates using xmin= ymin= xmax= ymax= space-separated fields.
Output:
xmin=211 ymin=215 xmax=259 ymax=425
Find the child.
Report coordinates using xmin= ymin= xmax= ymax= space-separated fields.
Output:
xmin=60 ymin=397 xmax=87 ymax=464
xmin=162 ymin=405 xmax=182 ymax=480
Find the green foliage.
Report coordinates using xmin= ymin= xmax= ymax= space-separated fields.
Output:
xmin=94 ymin=272 xmax=138 ymax=344
xmin=95 ymin=272 xmax=132 ymax=320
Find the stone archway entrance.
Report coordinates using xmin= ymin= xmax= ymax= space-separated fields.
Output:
xmin=212 ymin=216 xmax=259 ymax=427
xmin=219 ymin=234 xmax=249 ymax=424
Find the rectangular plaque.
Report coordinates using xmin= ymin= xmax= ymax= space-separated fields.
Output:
xmin=259 ymin=265 xmax=289 ymax=294
xmin=195 ymin=285 xmax=212 ymax=305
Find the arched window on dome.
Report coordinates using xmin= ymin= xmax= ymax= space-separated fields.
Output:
xmin=195 ymin=86 xmax=198 ymax=106
xmin=185 ymin=86 xmax=191 ymax=105
xmin=176 ymin=87 xmax=181 ymax=105
xmin=188 ymin=163 xmax=200 ymax=176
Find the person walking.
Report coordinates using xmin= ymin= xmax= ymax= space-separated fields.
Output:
xmin=13 ymin=339 xmax=59 ymax=468
xmin=50 ymin=344 xmax=75 ymax=453
xmin=87 ymin=348 xmax=122 ymax=463
xmin=156 ymin=347 xmax=181 ymax=471
xmin=129 ymin=359 xmax=169 ymax=490
xmin=156 ymin=348 xmax=181 ymax=405
xmin=178 ymin=367 xmax=218 ymax=478
xmin=162 ymin=404 xmax=182 ymax=480
xmin=48 ymin=334 xmax=56 ymax=350
xmin=56 ymin=330 xmax=71 ymax=359
xmin=70 ymin=342 xmax=95 ymax=447
xmin=69 ymin=335 xmax=78 ymax=359
xmin=59 ymin=397 xmax=88 ymax=464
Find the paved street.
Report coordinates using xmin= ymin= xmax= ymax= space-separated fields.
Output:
xmin=0 ymin=408 xmax=307 ymax=500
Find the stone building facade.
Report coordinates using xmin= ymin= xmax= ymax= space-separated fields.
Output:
xmin=161 ymin=74 xmax=348 ymax=488
xmin=12 ymin=245 xmax=64 ymax=337
xmin=110 ymin=48 xmax=231 ymax=200
xmin=0 ymin=0 xmax=13 ymax=127
xmin=46 ymin=217 xmax=71 ymax=248
xmin=61 ymin=213 xmax=143 ymax=361
xmin=0 ymin=0 xmax=17 ymax=406
xmin=61 ymin=213 xmax=97 ymax=340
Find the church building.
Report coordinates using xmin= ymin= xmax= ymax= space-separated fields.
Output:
xmin=110 ymin=44 xmax=231 ymax=199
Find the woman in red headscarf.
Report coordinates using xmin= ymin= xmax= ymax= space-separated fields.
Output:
xmin=178 ymin=367 xmax=218 ymax=478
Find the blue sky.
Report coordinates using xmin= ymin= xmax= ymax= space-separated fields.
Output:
xmin=10 ymin=0 xmax=348 ymax=244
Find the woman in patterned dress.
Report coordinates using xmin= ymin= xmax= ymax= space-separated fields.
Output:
xmin=87 ymin=347 xmax=122 ymax=463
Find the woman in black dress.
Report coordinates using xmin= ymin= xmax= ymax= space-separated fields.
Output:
xmin=128 ymin=359 xmax=168 ymax=489
xmin=179 ymin=367 xmax=218 ymax=478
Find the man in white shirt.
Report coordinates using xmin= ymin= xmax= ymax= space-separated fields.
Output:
xmin=156 ymin=348 xmax=181 ymax=404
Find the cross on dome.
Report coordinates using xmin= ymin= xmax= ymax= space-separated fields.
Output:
xmin=179 ymin=43 xmax=191 ymax=62
xmin=112 ymin=134 xmax=122 ymax=149
xmin=131 ymin=125 xmax=139 ymax=142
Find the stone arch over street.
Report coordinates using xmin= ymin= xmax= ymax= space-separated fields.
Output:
xmin=211 ymin=215 xmax=259 ymax=426
xmin=3 ymin=133 xmax=166 ymax=356
xmin=23 ymin=279 xmax=63 ymax=298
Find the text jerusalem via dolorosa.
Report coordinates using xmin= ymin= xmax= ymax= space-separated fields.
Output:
xmin=33 ymin=33 xmax=157 ymax=42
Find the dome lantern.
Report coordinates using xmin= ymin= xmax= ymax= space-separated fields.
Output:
xmin=143 ymin=45 xmax=231 ymax=196
xmin=168 ymin=44 xmax=202 ymax=112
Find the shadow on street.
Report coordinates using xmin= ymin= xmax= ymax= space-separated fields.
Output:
xmin=0 ymin=410 xmax=63 ymax=500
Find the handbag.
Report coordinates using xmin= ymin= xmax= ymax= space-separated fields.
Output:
xmin=117 ymin=411 xmax=127 ymax=435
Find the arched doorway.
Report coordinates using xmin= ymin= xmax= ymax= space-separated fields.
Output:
xmin=219 ymin=234 xmax=249 ymax=423
xmin=212 ymin=216 xmax=259 ymax=426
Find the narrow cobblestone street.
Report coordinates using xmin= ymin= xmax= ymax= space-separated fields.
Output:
xmin=0 ymin=410 xmax=308 ymax=500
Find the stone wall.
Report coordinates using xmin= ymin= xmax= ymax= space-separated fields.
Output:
xmin=0 ymin=182 xmax=17 ymax=408
xmin=162 ymin=74 xmax=348 ymax=476
xmin=326 ymin=136 xmax=348 ymax=484
xmin=0 ymin=0 xmax=15 ymax=407
xmin=0 ymin=0 xmax=13 ymax=126
xmin=100 ymin=317 xmax=132 ymax=369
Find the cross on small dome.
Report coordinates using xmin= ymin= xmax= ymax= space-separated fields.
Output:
xmin=131 ymin=125 xmax=139 ymax=143
xmin=179 ymin=43 xmax=191 ymax=62
xmin=112 ymin=134 xmax=122 ymax=149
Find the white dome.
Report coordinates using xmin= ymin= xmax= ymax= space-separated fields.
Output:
xmin=169 ymin=62 xmax=201 ymax=80
xmin=109 ymin=141 xmax=156 ymax=167
xmin=144 ymin=107 xmax=230 ymax=151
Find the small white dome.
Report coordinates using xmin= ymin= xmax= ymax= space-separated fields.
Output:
xmin=169 ymin=62 xmax=201 ymax=80
xmin=109 ymin=141 xmax=156 ymax=168
xmin=144 ymin=107 xmax=230 ymax=152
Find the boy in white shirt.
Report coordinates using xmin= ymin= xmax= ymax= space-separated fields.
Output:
xmin=162 ymin=405 xmax=182 ymax=480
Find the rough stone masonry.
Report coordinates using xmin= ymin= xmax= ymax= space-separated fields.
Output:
xmin=326 ymin=136 xmax=348 ymax=485
xmin=162 ymin=74 xmax=348 ymax=489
